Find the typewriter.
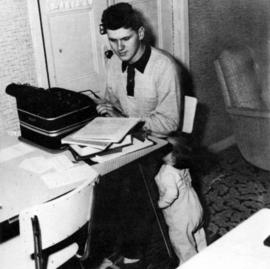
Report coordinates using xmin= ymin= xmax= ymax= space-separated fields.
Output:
xmin=6 ymin=83 xmax=98 ymax=150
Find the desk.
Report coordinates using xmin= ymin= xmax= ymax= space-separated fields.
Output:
xmin=178 ymin=208 xmax=270 ymax=269
xmin=0 ymin=134 xmax=167 ymax=223
xmin=0 ymin=134 xmax=168 ymax=268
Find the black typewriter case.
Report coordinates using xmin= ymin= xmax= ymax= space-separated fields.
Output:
xmin=6 ymin=83 xmax=98 ymax=150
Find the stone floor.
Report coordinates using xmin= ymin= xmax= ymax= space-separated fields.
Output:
xmin=194 ymin=145 xmax=270 ymax=238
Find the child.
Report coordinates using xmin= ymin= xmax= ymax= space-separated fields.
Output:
xmin=154 ymin=136 xmax=207 ymax=265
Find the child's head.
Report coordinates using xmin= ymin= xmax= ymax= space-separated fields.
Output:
xmin=163 ymin=134 xmax=193 ymax=169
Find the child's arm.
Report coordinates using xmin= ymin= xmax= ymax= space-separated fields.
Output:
xmin=155 ymin=166 xmax=179 ymax=208
xmin=158 ymin=181 xmax=179 ymax=208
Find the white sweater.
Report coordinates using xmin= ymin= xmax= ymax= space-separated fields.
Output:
xmin=104 ymin=46 xmax=182 ymax=137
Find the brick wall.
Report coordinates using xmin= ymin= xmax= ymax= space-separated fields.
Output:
xmin=0 ymin=0 xmax=37 ymax=135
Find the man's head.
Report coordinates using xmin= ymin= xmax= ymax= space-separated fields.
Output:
xmin=101 ymin=2 xmax=143 ymax=34
xmin=101 ymin=3 xmax=145 ymax=63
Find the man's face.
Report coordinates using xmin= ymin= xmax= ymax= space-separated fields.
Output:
xmin=107 ymin=27 xmax=144 ymax=64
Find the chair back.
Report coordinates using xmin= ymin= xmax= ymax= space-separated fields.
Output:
xmin=214 ymin=47 xmax=262 ymax=109
xmin=19 ymin=177 xmax=96 ymax=269
xmin=182 ymin=96 xmax=198 ymax=134
xmin=214 ymin=48 xmax=270 ymax=171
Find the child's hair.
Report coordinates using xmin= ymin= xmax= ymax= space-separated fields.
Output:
xmin=100 ymin=2 xmax=143 ymax=34
xmin=167 ymin=134 xmax=193 ymax=170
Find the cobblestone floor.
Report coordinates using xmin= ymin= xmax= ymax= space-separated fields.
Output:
xmin=193 ymin=145 xmax=270 ymax=238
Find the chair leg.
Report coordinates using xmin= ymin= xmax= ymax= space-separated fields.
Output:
xmin=31 ymin=216 xmax=44 ymax=269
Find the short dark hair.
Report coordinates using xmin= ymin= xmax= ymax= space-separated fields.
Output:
xmin=100 ymin=2 xmax=143 ymax=34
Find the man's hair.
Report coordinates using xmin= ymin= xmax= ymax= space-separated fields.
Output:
xmin=100 ymin=2 xmax=143 ymax=34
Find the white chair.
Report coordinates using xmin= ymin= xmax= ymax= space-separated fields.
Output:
xmin=215 ymin=47 xmax=270 ymax=170
xmin=19 ymin=177 xmax=96 ymax=269
xmin=182 ymin=96 xmax=198 ymax=134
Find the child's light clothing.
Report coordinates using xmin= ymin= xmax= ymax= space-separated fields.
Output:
xmin=155 ymin=164 xmax=207 ymax=265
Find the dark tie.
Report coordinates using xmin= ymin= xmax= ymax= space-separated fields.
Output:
xmin=126 ymin=65 xmax=135 ymax=96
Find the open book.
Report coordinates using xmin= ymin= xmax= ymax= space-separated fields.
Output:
xmin=71 ymin=117 xmax=141 ymax=143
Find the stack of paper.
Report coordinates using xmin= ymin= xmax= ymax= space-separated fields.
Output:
xmin=62 ymin=135 xmax=112 ymax=150
xmin=61 ymin=117 xmax=141 ymax=158
xmin=69 ymin=135 xmax=132 ymax=157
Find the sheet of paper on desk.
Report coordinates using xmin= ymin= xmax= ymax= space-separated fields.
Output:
xmin=0 ymin=142 xmax=35 ymax=163
xmin=41 ymin=164 xmax=98 ymax=189
xmin=19 ymin=155 xmax=74 ymax=174
xmin=19 ymin=156 xmax=52 ymax=174
xmin=49 ymin=155 xmax=74 ymax=172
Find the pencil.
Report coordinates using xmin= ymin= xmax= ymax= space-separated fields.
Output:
xmin=88 ymin=89 xmax=101 ymax=100
xmin=82 ymin=89 xmax=126 ymax=116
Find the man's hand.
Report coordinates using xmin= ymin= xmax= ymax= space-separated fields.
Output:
xmin=96 ymin=102 xmax=126 ymax=117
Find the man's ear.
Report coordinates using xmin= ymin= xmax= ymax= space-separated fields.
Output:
xmin=138 ymin=26 xmax=145 ymax=40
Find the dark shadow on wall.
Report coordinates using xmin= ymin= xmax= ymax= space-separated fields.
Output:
xmin=137 ymin=6 xmax=219 ymax=234
xmin=175 ymin=60 xmax=214 ymax=203
xmin=135 ymin=8 xmax=157 ymax=46
xmin=191 ymin=103 xmax=210 ymax=148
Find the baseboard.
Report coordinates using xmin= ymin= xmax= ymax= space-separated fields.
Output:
xmin=207 ymin=135 xmax=236 ymax=153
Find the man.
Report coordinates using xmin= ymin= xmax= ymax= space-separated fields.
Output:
xmin=95 ymin=3 xmax=182 ymax=268
xmin=97 ymin=2 xmax=181 ymax=138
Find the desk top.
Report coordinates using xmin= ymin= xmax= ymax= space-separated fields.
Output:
xmin=0 ymin=134 xmax=167 ymax=222
xmin=178 ymin=208 xmax=270 ymax=269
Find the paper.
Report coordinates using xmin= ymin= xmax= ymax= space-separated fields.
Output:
xmin=69 ymin=144 xmax=103 ymax=157
xmin=72 ymin=117 xmax=140 ymax=143
xmin=62 ymin=135 xmax=112 ymax=149
xmin=19 ymin=154 xmax=74 ymax=174
xmin=182 ymin=96 xmax=198 ymax=133
xmin=41 ymin=164 xmax=98 ymax=189
xmin=0 ymin=142 xmax=35 ymax=163
xmin=19 ymin=156 xmax=52 ymax=174
xmin=49 ymin=155 xmax=74 ymax=172
xmin=69 ymin=135 xmax=133 ymax=157
xmin=109 ymin=135 xmax=132 ymax=149
xmin=91 ymin=138 xmax=154 ymax=163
